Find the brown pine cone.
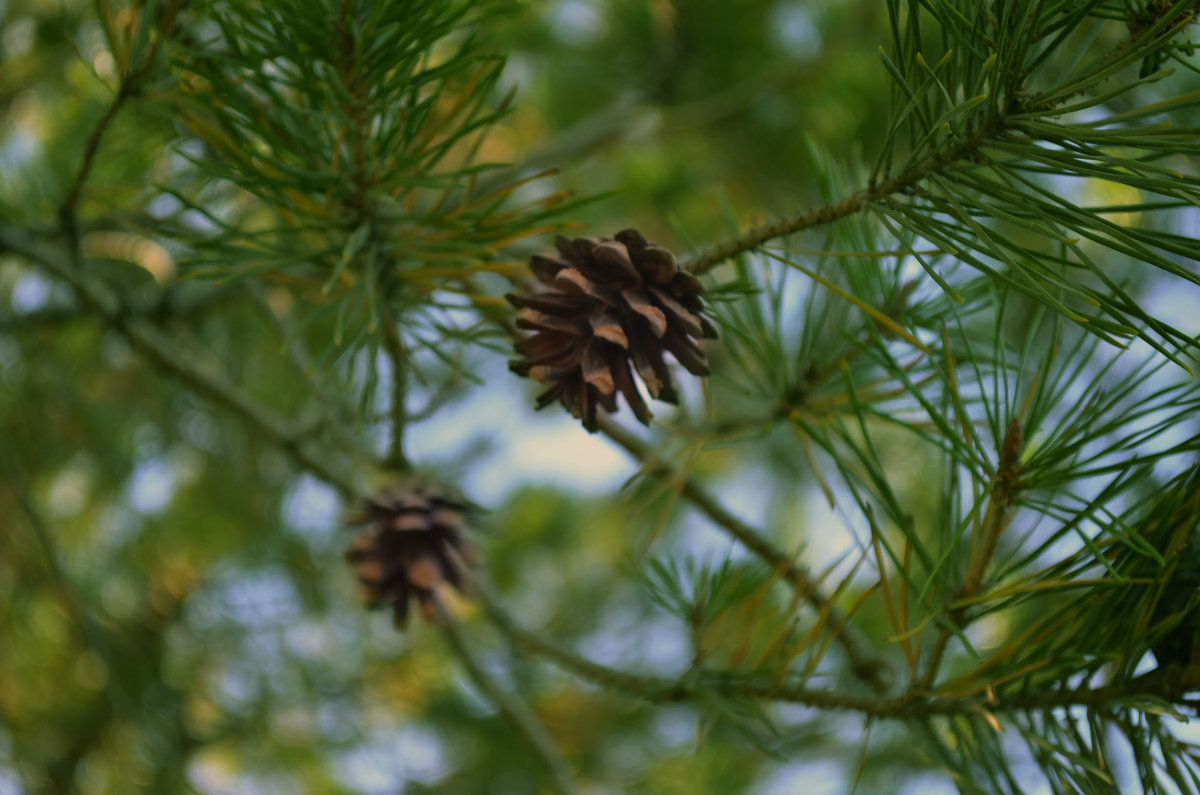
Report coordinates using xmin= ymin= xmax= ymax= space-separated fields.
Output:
xmin=506 ymin=229 xmax=717 ymax=432
xmin=345 ymin=483 xmax=474 ymax=627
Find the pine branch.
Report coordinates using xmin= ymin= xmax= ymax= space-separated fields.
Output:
xmin=683 ymin=123 xmax=998 ymax=276
xmin=58 ymin=80 xmax=141 ymax=249
xmin=486 ymin=585 xmax=1200 ymax=720
xmin=683 ymin=12 xmax=1200 ymax=365
xmin=378 ymin=297 xmax=410 ymax=473
xmin=0 ymin=305 xmax=106 ymax=332
xmin=0 ymin=283 xmax=236 ymax=333
xmin=57 ymin=0 xmax=185 ymax=247
xmin=474 ymin=59 xmax=818 ymax=199
xmin=0 ymin=224 xmax=373 ymax=502
xmin=1 ymin=452 xmax=201 ymax=792
xmin=1 ymin=455 xmax=134 ymax=718
xmin=462 ymin=268 xmax=889 ymax=687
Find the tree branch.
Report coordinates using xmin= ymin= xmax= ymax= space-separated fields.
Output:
xmin=378 ymin=298 xmax=410 ymax=473
xmin=0 ymin=224 xmax=373 ymax=502
xmin=56 ymin=0 xmax=179 ymax=247
xmin=683 ymin=125 xmax=998 ymax=276
xmin=484 ymin=587 xmax=1200 ymax=721
xmin=0 ymin=287 xmax=236 ymax=334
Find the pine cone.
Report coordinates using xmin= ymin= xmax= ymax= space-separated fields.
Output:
xmin=346 ymin=483 xmax=474 ymax=627
xmin=506 ymin=229 xmax=717 ymax=432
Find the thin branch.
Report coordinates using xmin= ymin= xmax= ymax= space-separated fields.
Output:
xmin=0 ymin=305 xmax=93 ymax=332
xmin=378 ymin=298 xmax=410 ymax=473
xmin=481 ymin=585 xmax=679 ymax=696
xmin=58 ymin=82 xmax=139 ymax=248
xmin=595 ymin=416 xmax=890 ymax=691
xmin=57 ymin=0 xmax=177 ymax=248
xmin=472 ymin=60 xmax=816 ymax=200
xmin=683 ymin=124 xmax=998 ymax=276
xmin=435 ymin=598 xmax=575 ymax=795
xmin=0 ymin=288 xmax=235 ymax=334
xmin=0 ymin=224 xmax=372 ymax=502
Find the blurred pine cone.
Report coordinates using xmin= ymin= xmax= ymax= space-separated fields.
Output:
xmin=507 ymin=229 xmax=717 ymax=432
xmin=346 ymin=483 xmax=474 ymax=627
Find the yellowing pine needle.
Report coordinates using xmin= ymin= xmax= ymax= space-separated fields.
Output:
xmin=795 ymin=426 xmax=837 ymax=508
xmin=769 ymin=252 xmax=931 ymax=353
xmin=884 ymin=614 xmax=934 ymax=644
xmin=774 ymin=246 xmax=950 ymax=259
xmin=973 ymin=706 xmax=1004 ymax=733
xmin=872 ymin=531 xmax=916 ymax=671
xmin=486 ymin=223 xmax=571 ymax=253
xmin=899 ymin=539 xmax=914 ymax=671
xmin=936 ymin=613 xmax=1072 ymax=693
xmin=949 ymin=577 xmax=1132 ymax=608
xmin=403 ymin=261 xmax=530 ymax=281
xmin=937 ymin=658 xmax=1055 ymax=700
xmin=798 ymin=550 xmax=871 ymax=677
xmin=452 ymin=169 xmax=561 ymax=217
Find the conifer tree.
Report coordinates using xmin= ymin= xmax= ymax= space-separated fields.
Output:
xmin=2 ymin=1 xmax=1200 ymax=792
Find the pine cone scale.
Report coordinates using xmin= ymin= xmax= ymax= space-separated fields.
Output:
xmin=662 ymin=334 xmax=709 ymax=376
xmin=511 ymin=334 xmax=576 ymax=372
xmin=583 ymin=343 xmax=617 ymax=394
xmin=506 ymin=291 xmax=591 ymax=316
xmin=589 ymin=312 xmax=629 ymax=347
xmin=530 ymin=255 xmax=569 ymax=283
xmin=649 ymin=287 xmax=705 ymax=338
xmin=515 ymin=309 xmax=587 ymax=335
xmin=591 ymin=241 xmax=642 ymax=284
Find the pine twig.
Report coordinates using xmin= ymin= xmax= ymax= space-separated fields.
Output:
xmin=378 ymin=298 xmax=410 ymax=473
xmin=1 ymin=456 xmax=133 ymax=717
xmin=473 ymin=60 xmax=814 ymax=199
xmin=480 ymin=585 xmax=679 ymax=696
xmin=435 ymin=598 xmax=576 ymax=795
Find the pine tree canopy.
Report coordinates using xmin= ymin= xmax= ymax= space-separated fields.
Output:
xmin=4 ymin=1 xmax=1200 ymax=793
